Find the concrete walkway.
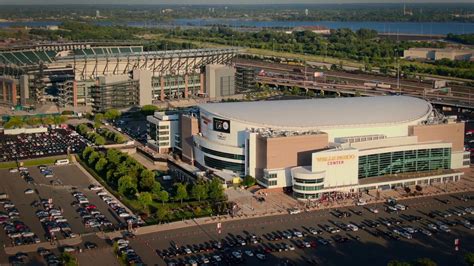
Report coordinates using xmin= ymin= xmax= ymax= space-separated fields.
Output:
xmin=4 ymin=236 xmax=82 ymax=255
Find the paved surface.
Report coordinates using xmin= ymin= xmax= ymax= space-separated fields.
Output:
xmin=129 ymin=192 xmax=474 ymax=266
xmin=0 ymin=164 xmax=126 ymax=264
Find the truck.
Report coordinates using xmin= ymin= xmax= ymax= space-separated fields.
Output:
xmin=377 ymin=83 xmax=392 ymax=89
xmin=363 ymin=82 xmax=378 ymax=88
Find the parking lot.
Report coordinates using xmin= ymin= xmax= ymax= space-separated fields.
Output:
xmin=130 ymin=192 xmax=474 ymax=266
xmin=0 ymin=129 xmax=87 ymax=162
xmin=0 ymin=164 xmax=128 ymax=252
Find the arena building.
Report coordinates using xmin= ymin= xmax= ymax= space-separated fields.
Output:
xmin=181 ymin=96 xmax=469 ymax=200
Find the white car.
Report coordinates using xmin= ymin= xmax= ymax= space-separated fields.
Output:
xmin=97 ymin=191 xmax=108 ymax=196
xmin=89 ymin=185 xmax=103 ymax=191
xmin=427 ymin=224 xmax=438 ymax=231
xmin=293 ymin=231 xmax=303 ymax=238
xmin=439 ymin=225 xmax=451 ymax=232
xmin=288 ymin=208 xmax=301 ymax=215
xmin=347 ymin=224 xmax=359 ymax=231
xmin=369 ymin=207 xmax=379 ymax=214
xmin=244 ymin=250 xmax=254 ymax=257
xmin=119 ymin=212 xmax=131 ymax=218
xmin=309 ymin=228 xmax=321 ymax=235
xmin=394 ymin=204 xmax=406 ymax=211
xmin=256 ymin=254 xmax=266 ymax=260
xmin=420 ymin=228 xmax=432 ymax=236
xmin=63 ymin=246 xmax=76 ymax=252
xmin=213 ymin=255 xmax=222 ymax=262
xmin=356 ymin=200 xmax=367 ymax=206
xmin=9 ymin=168 xmax=18 ymax=173
xmin=77 ymin=198 xmax=89 ymax=204
xmin=232 ymin=251 xmax=242 ymax=259
xmin=24 ymin=189 xmax=35 ymax=194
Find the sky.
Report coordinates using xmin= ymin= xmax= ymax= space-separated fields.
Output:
xmin=0 ymin=0 xmax=471 ymax=4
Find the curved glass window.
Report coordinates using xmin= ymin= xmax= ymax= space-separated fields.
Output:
xmin=293 ymin=185 xmax=324 ymax=191
xmin=201 ymin=146 xmax=244 ymax=161
xmin=294 ymin=178 xmax=324 ymax=184
xmin=204 ymin=155 xmax=245 ymax=174
xmin=293 ymin=192 xmax=320 ymax=199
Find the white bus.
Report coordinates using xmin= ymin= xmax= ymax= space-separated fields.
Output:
xmin=55 ymin=159 xmax=69 ymax=165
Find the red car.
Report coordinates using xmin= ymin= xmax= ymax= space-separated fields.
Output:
xmin=85 ymin=204 xmax=97 ymax=210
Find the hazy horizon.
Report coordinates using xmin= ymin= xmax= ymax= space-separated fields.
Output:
xmin=0 ymin=0 xmax=473 ymax=5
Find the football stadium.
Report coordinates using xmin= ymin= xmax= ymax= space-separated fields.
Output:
xmin=181 ymin=96 xmax=470 ymax=199
xmin=0 ymin=43 xmax=239 ymax=111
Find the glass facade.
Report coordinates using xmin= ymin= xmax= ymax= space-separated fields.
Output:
xmin=201 ymin=146 xmax=245 ymax=160
xmin=293 ymin=192 xmax=320 ymax=199
xmin=293 ymin=184 xmax=324 ymax=191
xmin=204 ymin=155 xmax=245 ymax=174
xmin=294 ymin=178 xmax=324 ymax=184
xmin=358 ymin=148 xmax=451 ymax=179
xmin=257 ymin=176 xmax=277 ymax=186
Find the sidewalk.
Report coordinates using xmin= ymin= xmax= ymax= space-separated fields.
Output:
xmin=99 ymin=167 xmax=474 ymax=239
xmin=4 ymin=236 xmax=82 ymax=255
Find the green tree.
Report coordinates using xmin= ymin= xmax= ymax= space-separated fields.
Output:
xmin=118 ymin=175 xmax=138 ymax=197
xmin=106 ymin=149 xmax=122 ymax=165
xmin=138 ymin=192 xmax=153 ymax=213
xmin=191 ymin=183 xmax=208 ymax=202
xmin=465 ymin=252 xmax=474 ymax=265
xmin=413 ymin=258 xmax=437 ymax=266
xmin=94 ymin=135 xmax=106 ymax=145
xmin=387 ymin=261 xmax=411 ymax=266
xmin=174 ymin=183 xmax=188 ymax=204
xmin=151 ymin=182 xmax=162 ymax=195
xmin=41 ymin=115 xmax=54 ymax=125
xmin=95 ymin=157 xmax=108 ymax=172
xmin=81 ymin=146 xmax=94 ymax=160
xmin=88 ymin=151 xmax=100 ymax=165
xmin=4 ymin=116 xmax=24 ymax=129
xmin=104 ymin=109 xmax=121 ymax=121
xmin=139 ymin=170 xmax=156 ymax=191
xmin=209 ymin=178 xmax=224 ymax=201
xmin=241 ymin=175 xmax=256 ymax=187
xmin=59 ymin=252 xmax=77 ymax=266
xmin=141 ymin=105 xmax=159 ymax=116
xmin=53 ymin=115 xmax=67 ymax=125
xmin=156 ymin=190 xmax=169 ymax=205
xmin=25 ymin=116 xmax=41 ymax=126
xmin=93 ymin=113 xmax=104 ymax=129
xmin=156 ymin=205 xmax=170 ymax=221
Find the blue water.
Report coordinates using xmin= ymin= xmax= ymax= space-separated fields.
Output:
xmin=0 ymin=21 xmax=61 ymax=28
xmin=1 ymin=19 xmax=473 ymax=35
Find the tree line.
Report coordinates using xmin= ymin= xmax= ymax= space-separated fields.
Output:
xmin=80 ymin=147 xmax=227 ymax=219
xmin=2 ymin=115 xmax=67 ymax=129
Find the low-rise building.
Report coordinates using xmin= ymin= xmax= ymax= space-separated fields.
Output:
xmin=146 ymin=112 xmax=180 ymax=154
xmin=403 ymin=47 xmax=474 ymax=61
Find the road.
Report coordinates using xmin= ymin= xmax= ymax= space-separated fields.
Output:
xmin=129 ymin=192 xmax=474 ymax=265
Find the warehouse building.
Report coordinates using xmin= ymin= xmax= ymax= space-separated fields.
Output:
xmin=180 ymin=96 xmax=469 ymax=200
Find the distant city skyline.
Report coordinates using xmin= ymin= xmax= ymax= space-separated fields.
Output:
xmin=0 ymin=0 xmax=472 ymax=5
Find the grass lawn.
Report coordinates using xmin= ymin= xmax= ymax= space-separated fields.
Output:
xmin=0 ymin=155 xmax=69 ymax=169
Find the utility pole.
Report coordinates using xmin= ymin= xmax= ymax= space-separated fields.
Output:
xmin=397 ymin=30 xmax=400 ymax=94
